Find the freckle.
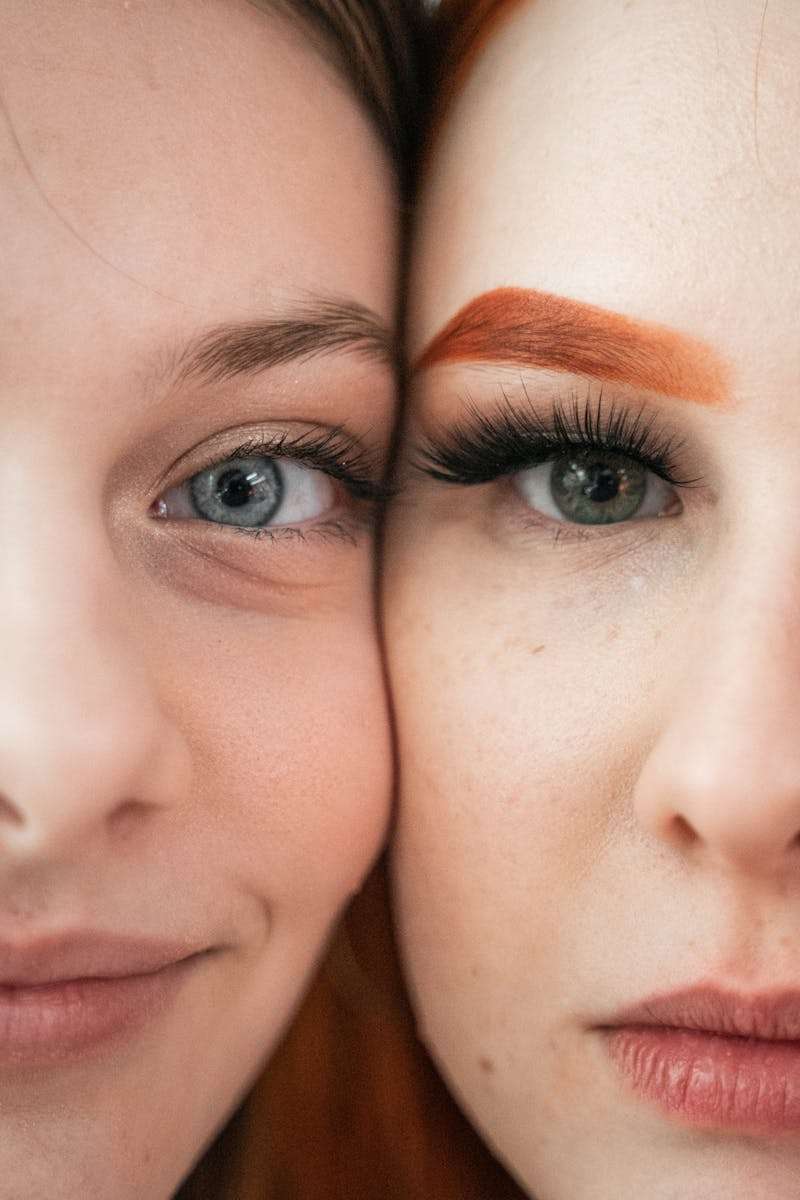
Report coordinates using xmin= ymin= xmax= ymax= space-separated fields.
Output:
xmin=607 ymin=626 xmax=619 ymax=642
xmin=479 ymin=1056 xmax=495 ymax=1075
xmin=530 ymin=644 xmax=545 ymax=655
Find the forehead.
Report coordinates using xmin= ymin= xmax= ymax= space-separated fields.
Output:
xmin=0 ymin=0 xmax=394 ymax=321
xmin=414 ymin=0 xmax=800 ymax=368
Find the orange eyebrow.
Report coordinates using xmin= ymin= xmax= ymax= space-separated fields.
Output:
xmin=415 ymin=287 xmax=729 ymax=405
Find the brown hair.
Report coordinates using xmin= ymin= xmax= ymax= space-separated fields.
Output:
xmin=178 ymin=863 xmax=526 ymax=1200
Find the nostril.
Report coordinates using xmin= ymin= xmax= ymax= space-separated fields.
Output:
xmin=0 ymin=794 xmax=25 ymax=827
xmin=109 ymin=798 xmax=156 ymax=840
xmin=671 ymin=814 xmax=698 ymax=848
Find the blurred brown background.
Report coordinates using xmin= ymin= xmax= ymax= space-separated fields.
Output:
xmin=177 ymin=862 xmax=525 ymax=1199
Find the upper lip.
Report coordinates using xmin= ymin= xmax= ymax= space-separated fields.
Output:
xmin=607 ymin=986 xmax=800 ymax=1042
xmin=0 ymin=932 xmax=206 ymax=987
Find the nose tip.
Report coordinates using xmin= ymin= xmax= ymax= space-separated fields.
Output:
xmin=634 ymin=732 xmax=800 ymax=880
xmin=0 ymin=794 xmax=25 ymax=830
xmin=630 ymin=546 xmax=800 ymax=886
xmin=0 ymin=788 xmax=161 ymax=855
xmin=645 ymin=790 xmax=800 ymax=878
xmin=0 ymin=696 xmax=188 ymax=860
xmin=0 ymin=606 xmax=192 ymax=861
xmin=0 ymin=510 xmax=192 ymax=865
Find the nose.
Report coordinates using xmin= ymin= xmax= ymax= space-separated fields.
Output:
xmin=632 ymin=560 xmax=800 ymax=882
xmin=0 ymin=523 xmax=190 ymax=860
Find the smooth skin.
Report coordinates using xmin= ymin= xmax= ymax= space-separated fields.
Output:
xmin=385 ymin=1 xmax=800 ymax=1197
xmin=0 ymin=3 xmax=395 ymax=1197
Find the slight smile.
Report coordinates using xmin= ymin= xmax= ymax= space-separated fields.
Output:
xmin=0 ymin=932 xmax=211 ymax=1065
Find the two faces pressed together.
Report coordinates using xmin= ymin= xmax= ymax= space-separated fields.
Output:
xmin=4 ymin=0 xmax=800 ymax=1197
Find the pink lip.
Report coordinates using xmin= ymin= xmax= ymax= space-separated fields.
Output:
xmin=602 ymin=986 xmax=800 ymax=1133
xmin=0 ymin=933 xmax=208 ymax=1065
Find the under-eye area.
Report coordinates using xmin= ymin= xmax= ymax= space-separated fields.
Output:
xmin=141 ymin=419 xmax=388 ymax=597
xmin=408 ymin=379 xmax=709 ymax=546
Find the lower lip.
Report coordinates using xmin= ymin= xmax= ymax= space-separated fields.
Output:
xmin=606 ymin=1026 xmax=800 ymax=1133
xmin=0 ymin=960 xmax=197 ymax=1066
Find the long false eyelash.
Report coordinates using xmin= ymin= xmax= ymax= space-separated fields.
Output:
xmin=416 ymin=390 xmax=700 ymax=489
xmin=215 ymin=426 xmax=390 ymax=502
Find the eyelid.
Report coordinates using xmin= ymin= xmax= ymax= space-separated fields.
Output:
xmin=151 ymin=422 xmax=387 ymax=503
xmin=414 ymin=389 xmax=703 ymax=491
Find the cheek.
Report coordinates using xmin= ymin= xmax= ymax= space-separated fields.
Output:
xmin=142 ymin=594 xmax=391 ymax=926
xmin=387 ymin=538 xmax=674 ymax=996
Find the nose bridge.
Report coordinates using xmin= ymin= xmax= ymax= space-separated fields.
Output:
xmin=0 ymin=501 xmax=186 ymax=855
xmin=633 ymin=541 xmax=800 ymax=877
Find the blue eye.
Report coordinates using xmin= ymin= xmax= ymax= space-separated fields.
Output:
xmin=189 ymin=456 xmax=283 ymax=527
xmin=155 ymin=453 xmax=335 ymax=529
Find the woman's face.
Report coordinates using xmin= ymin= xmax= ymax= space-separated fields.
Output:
xmin=0 ymin=2 xmax=394 ymax=1195
xmin=385 ymin=1 xmax=800 ymax=1196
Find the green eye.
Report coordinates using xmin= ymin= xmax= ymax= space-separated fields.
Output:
xmin=550 ymin=452 xmax=647 ymax=524
xmin=514 ymin=450 xmax=678 ymax=526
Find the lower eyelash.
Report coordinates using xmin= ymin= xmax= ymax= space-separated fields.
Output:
xmin=227 ymin=513 xmax=373 ymax=546
xmin=416 ymin=389 xmax=700 ymax=490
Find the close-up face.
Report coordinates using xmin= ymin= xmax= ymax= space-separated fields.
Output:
xmin=0 ymin=2 xmax=395 ymax=1196
xmin=385 ymin=1 xmax=800 ymax=1196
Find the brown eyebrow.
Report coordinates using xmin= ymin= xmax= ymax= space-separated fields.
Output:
xmin=177 ymin=299 xmax=396 ymax=385
xmin=415 ymin=287 xmax=729 ymax=405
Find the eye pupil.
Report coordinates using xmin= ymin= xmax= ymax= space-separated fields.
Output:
xmin=190 ymin=456 xmax=284 ymax=527
xmin=581 ymin=461 xmax=620 ymax=504
xmin=551 ymin=451 xmax=646 ymax=524
xmin=216 ymin=467 xmax=259 ymax=509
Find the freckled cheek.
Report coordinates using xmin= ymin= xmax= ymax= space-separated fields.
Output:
xmin=390 ymin=569 xmax=658 ymax=912
xmin=145 ymin=606 xmax=392 ymax=920
xmin=391 ymin=603 xmax=622 ymax=1055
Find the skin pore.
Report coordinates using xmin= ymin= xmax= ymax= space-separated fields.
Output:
xmin=0 ymin=2 xmax=395 ymax=1197
xmin=384 ymin=1 xmax=800 ymax=1197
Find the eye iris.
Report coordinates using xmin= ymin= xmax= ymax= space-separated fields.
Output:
xmin=550 ymin=451 xmax=646 ymax=524
xmin=189 ymin=456 xmax=284 ymax=527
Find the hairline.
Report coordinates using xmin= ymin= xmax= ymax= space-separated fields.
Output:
xmin=245 ymin=0 xmax=397 ymax=168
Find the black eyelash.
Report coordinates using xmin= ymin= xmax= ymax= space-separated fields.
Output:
xmin=218 ymin=426 xmax=389 ymax=502
xmin=416 ymin=391 xmax=700 ymax=489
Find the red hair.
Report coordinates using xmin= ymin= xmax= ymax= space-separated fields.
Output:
xmin=179 ymin=863 xmax=525 ymax=1199
xmin=428 ymin=0 xmax=524 ymax=135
